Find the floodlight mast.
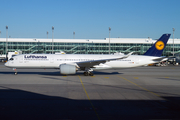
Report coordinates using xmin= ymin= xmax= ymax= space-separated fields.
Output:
xmin=173 ymin=28 xmax=175 ymax=57
xmin=47 ymin=31 xmax=48 ymax=38
xmin=73 ymin=32 xmax=75 ymax=39
xmin=6 ymin=26 xmax=8 ymax=59
xmin=109 ymin=27 xmax=111 ymax=54
xmin=52 ymin=26 xmax=54 ymax=54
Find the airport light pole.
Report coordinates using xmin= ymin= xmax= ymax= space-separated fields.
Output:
xmin=109 ymin=27 xmax=111 ymax=54
xmin=6 ymin=26 xmax=8 ymax=59
xmin=0 ymin=31 xmax=1 ymax=38
xmin=52 ymin=26 xmax=54 ymax=54
xmin=173 ymin=28 xmax=175 ymax=57
xmin=73 ymin=31 xmax=75 ymax=39
xmin=47 ymin=31 xmax=48 ymax=38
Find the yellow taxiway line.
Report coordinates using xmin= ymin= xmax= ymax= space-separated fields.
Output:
xmin=78 ymin=75 xmax=100 ymax=120
xmin=118 ymin=75 xmax=161 ymax=97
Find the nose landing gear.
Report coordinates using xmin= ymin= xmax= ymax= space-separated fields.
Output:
xmin=13 ymin=68 xmax=17 ymax=75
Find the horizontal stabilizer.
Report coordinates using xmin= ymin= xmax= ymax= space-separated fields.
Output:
xmin=152 ymin=57 xmax=168 ymax=62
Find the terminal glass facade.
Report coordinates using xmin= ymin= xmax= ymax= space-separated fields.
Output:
xmin=0 ymin=41 xmax=180 ymax=56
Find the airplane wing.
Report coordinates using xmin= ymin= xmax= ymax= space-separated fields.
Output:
xmin=76 ymin=52 xmax=133 ymax=68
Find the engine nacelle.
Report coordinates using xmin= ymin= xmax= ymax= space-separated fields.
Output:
xmin=60 ymin=64 xmax=76 ymax=74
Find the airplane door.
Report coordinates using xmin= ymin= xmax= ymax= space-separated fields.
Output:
xmin=19 ymin=56 xmax=23 ymax=63
xmin=135 ymin=57 xmax=139 ymax=64
xmin=50 ymin=57 xmax=54 ymax=63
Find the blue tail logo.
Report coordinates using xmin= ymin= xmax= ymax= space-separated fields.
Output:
xmin=144 ymin=34 xmax=171 ymax=56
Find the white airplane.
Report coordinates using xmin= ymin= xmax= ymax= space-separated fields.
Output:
xmin=5 ymin=34 xmax=171 ymax=76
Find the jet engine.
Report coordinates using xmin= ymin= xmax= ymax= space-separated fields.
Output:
xmin=60 ymin=64 xmax=77 ymax=74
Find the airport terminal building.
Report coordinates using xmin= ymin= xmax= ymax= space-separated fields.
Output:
xmin=0 ymin=37 xmax=180 ymax=58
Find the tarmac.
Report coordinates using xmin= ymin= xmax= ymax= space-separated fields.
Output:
xmin=0 ymin=62 xmax=180 ymax=120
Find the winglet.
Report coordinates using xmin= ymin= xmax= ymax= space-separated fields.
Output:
xmin=119 ymin=52 xmax=133 ymax=59
xmin=143 ymin=34 xmax=171 ymax=56
xmin=127 ymin=52 xmax=133 ymax=56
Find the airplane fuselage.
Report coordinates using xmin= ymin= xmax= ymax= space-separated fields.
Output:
xmin=5 ymin=54 xmax=160 ymax=70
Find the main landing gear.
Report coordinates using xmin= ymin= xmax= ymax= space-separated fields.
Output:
xmin=84 ymin=71 xmax=94 ymax=76
xmin=83 ymin=68 xmax=94 ymax=76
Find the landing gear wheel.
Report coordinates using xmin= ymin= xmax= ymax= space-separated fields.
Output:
xmin=13 ymin=68 xmax=17 ymax=75
xmin=84 ymin=72 xmax=88 ymax=76
xmin=89 ymin=72 xmax=94 ymax=76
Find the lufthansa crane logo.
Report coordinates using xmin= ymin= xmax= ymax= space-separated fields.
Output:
xmin=155 ymin=41 xmax=165 ymax=50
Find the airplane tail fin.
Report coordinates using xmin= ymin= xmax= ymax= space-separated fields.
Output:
xmin=143 ymin=34 xmax=171 ymax=56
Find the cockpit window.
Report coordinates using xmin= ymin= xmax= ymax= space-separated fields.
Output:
xmin=9 ymin=58 xmax=14 ymax=60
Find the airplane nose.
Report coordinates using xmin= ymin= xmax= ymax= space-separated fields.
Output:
xmin=4 ymin=62 xmax=9 ymax=67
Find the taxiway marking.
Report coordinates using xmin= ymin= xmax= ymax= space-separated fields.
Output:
xmin=118 ymin=75 xmax=161 ymax=97
xmin=78 ymin=75 xmax=100 ymax=120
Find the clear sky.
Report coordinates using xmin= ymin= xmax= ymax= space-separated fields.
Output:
xmin=0 ymin=0 xmax=180 ymax=39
